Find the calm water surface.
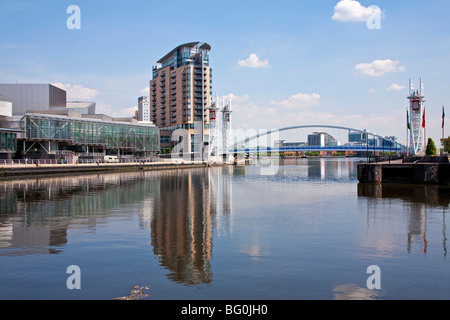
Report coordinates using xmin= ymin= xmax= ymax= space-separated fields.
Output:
xmin=1 ymin=158 xmax=449 ymax=300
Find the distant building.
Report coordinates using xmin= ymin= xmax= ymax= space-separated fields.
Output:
xmin=348 ymin=130 xmax=398 ymax=148
xmin=307 ymin=132 xmax=338 ymax=147
xmin=275 ymin=140 xmax=307 ymax=149
xmin=348 ymin=131 xmax=367 ymax=144
xmin=383 ymin=136 xmax=397 ymax=148
xmin=138 ymin=96 xmax=150 ymax=122
xmin=150 ymin=42 xmax=212 ymax=154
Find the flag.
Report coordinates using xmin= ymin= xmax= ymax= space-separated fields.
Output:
xmin=443 ymin=106 xmax=446 ymax=129
xmin=422 ymin=108 xmax=426 ymax=128
xmin=407 ymin=110 xmax=411 ymax=130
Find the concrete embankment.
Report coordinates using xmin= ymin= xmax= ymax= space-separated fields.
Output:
xmin=358 ymin=157 xmax=450 ymax=186
xmin=0 ymin=161 xmax=213 ymax=180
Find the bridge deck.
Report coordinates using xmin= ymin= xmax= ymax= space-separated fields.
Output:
xmin=230 ymin=146 xmax=402 ymax=153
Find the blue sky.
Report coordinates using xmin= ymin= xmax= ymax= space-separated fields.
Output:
xmin=1 ymin=0 xmax=450 ymax=145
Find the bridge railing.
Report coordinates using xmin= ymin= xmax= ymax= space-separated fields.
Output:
xmin=229 ymin=146 xmax=403 ymax=153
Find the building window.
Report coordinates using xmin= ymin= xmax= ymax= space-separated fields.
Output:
xmin=1 ymin=133 xmax=5 ymax=150
xmin=160 ymin=135 xmax=171 ymax=144
xmin=6 ymin=133 xmax=12 ymax=150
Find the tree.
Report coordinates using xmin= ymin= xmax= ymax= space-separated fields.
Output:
xmin=442 ymin=137 xmax=450 ymax=153
xmin=426 ymin=138 xmax=437 ymax=156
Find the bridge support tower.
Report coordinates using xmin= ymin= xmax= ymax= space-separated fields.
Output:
xmin=407 ymin=79 xmax=426 ymax=155
xmin=221 ymin=100 xmax=233 ymax=163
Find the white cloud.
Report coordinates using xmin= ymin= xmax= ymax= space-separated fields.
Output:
xmin=238 ymin=53 xmax=270 ymax=68
xmin=387 ymin=83 xmax=405 ymax=91
xmin=332 ymin=0 xmax=380 ymax=22
xmin=368 ymin=88 xmax=377 ymax=93
xmin=354 ymin=59 xmax=405 ymax=77
xmin=220 ymin=93 xmax=281 ymax=130
xmin=221 ymin=93 xmax=251 ymax=106
xmin=114 ymin=106 xmax=138 ymax=117
xmin=272 ymin=93 xmax=321 ymax=110
xmin=52 ymin=82 xmax=99 ymax=100
xmin=140 ymin=87 xmax=149 ymax=96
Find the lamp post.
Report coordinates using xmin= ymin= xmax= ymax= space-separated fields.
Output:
xmin=389 ymin=137 xmax=392 ymax=163
xmin=373 ymin=133 xmax=376 ymax=162
xmin=365 ymin=129 xmax=369 ymax=163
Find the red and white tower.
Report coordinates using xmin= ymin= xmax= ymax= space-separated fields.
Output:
xmin=207 ymin=96 xmax=220 ymax=158
xmin=221 ymin=99 xmax=233 ymax=163
xmin=407 ymin=79 xmax=426 ymax=155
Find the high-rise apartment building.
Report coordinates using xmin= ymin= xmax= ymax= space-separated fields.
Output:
xmin=138 ymin=96 xmax=150 ymax=122
xmin=149 ymin=42 xmax=212 ymax=154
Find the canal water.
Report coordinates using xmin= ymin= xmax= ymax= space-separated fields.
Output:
xmin=0 ymin=158 xmax=449 ymax=300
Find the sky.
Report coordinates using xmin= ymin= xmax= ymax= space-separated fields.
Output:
xmin=1 ymin=0 xmax=450 ymax=147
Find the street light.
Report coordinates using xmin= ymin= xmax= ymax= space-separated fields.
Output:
xmin=389 ymin=137 xmax=392 ymax=163
xmin=373 ymin=133 xmax=376 ymax=162
xmin=365 ymin=129 xmax=369 ymax=163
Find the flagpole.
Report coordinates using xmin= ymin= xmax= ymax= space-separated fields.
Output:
xmin=425 ymin=110 xmax=426 ymax=153
xmin=443 ymin=105 xmax=445 ymax=141
xmin=443 ymin=105 xmax=445 ymax=155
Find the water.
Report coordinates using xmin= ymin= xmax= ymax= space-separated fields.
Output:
xmin=0 ymin=158 xmax=449 ymax=300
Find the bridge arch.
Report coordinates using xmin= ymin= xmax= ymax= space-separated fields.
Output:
xmin=230 ymin=125 xmax=405 ymax=152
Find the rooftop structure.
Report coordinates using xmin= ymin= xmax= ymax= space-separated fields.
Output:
xmin=153 ymin=42 xmax=211 ymax=76
xmin=0 ymin=84 xmax=66 ymax=116
xmin=65 ymin=101 xmax=96 ymax=115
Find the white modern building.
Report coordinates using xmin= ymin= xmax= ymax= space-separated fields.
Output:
xmin=138 ymin=96 xmax=150 ymax=122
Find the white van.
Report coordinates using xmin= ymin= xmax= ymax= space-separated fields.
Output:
xmin=104 ymin=155 xmax=119 ymax=163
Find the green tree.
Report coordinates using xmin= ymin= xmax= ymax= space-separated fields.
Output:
xmin=442 ymin=137 xmax=450 ymax=153
xmin=426 ymin=138 xmax=437 ymax=156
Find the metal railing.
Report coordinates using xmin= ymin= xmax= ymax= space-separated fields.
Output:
xmin=0 ymin=157 xmax=204 ymax=166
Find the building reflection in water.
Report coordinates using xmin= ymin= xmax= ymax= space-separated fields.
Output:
xmin=150 ymin=167 xmax=233 ymax=285
xmin=0 ymin=172 xmax=160 ymax=255
xmin=358 ymin=183 xmax=449 ymax=257
xmin=306 ymin=158 xmax=357 ymax=180
xmin=0 ymin=168 xmax=234 ymax=285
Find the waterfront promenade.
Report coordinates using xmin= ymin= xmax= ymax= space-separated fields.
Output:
xmin=0 ymin=158 xmax=211 ymax=179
